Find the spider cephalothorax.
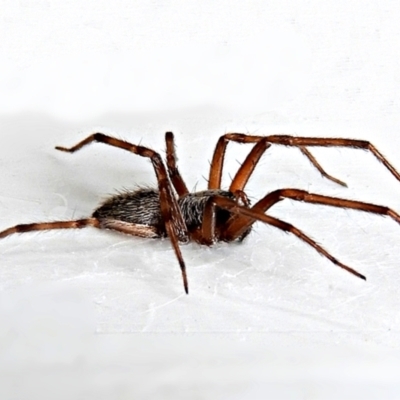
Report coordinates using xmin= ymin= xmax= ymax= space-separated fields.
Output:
xmin=1 ymin=131 xmax=400 ymax=294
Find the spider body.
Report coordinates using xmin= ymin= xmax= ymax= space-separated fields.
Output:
xmin=1 ymin=131 xmax=400 ymax=294
xmin=93 ymin=188 xmax=252 ymax=242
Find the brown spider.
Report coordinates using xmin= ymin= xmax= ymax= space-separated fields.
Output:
xmin=1 ymin=132 xmax=400 ymax=294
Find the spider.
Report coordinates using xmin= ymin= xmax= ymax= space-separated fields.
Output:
xmin=1 ymin=132 xmax=400 ymax=294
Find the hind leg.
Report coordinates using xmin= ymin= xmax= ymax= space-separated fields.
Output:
xmin=0 ymin=218 xmax=100 ymax=239
xmin=0 ymin=218 xmax=161 ymax=240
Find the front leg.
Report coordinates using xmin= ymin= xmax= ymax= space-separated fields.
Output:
xmin=208 ymin=133 xmax=347 ymax=192
xmin=164 ymin=131 xmax=189 ymax=196
xmin=56 ymin=133 xmax=188 ymax=239
xmin=56 ymin=133 xmax=190 ymax=293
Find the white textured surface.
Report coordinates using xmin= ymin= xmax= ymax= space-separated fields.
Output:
xmin=1 ymin=1 xmax=400 ymax=399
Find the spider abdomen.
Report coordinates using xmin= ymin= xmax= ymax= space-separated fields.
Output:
xmin=93 ymin=189 xmax=163 ymax=228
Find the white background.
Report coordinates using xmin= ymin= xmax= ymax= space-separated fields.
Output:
xmin=1 ymin=1 xmax=400 ymax=399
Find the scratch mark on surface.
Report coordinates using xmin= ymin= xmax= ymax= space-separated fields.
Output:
xmin=140 ymin=293 xmax=185 ymax=315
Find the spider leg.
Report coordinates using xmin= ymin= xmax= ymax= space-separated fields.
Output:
xmin=98 ymin=219 xmax=189 ymax=291
xmin=1 ymin=220 xmax=188 ymax=294
xmin=223 ymin=187 xmax=400 ymax=244
xmin=0 ymin=218 xmax=101 ymax=239
xmin=229 ymin=138 xmax=348 ymax=192
xmin=210 ymin=196 xmax=366 ymax=280
xmin=208 ymin=134 xmax=346 ymax=191
xmin=189 ymin=191 xmax=252 ymax=245
xmin=56 ymin=133 xmax=190 ymax=293
xmin=189 ymin=197 xmax=217 ymax=245
xmin=164 ymin=131 xmax=189 ymax=196
xmin=221 ymin=133 xmax=400 ymax=192
xmin=299 ymin=146 xmax=347 ymax=187
xmin=98 ymin=220 xmax=191 ymax=293
xmin=265 ymin=135 xmax=400 ymax=182
xmin=208 ymin=134 xmax=268 ymax=189
xmin=97 ymin=219 xmax=160 ymax=238
xmin=0 ymin=218 xmax=162 ymax=239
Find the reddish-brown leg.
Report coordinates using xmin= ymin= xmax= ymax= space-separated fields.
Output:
xmin=210 ymin=196 xmax=366 ymax=280
xmin=224 ymin=188 xmax=400 ymax=242
xmin=208 ymin=134 xmax=348 ymax=191
xmin=165 ymin=131 xmax=189 ymax=196
xmin=199 ymin=197 xmax=219 ymax=245
xmin=56 ymin=133 xmax=190 ymax=293
xmin=208 ymin=133 xmax=400 ymax=191
xmin=194 ymin=192 xmax=251 ymax=245
xmin=186 ymin=197 xmax=216 ymax=246
xmin=0 ymin=218 xmax=163 ymax=240
xmin=299 ymin=146 xmax=347 ymax=187
xmin=232 ymin=134 xmax=400 ymax=190
xmin=97 ymin=219 xmax=160 ymax=238
xmin=266 ymin=134 xmax=400 ymax=183
xmin=230 ymin=138 xmax=348 ymax=192
xmin=0 ymin=218 xmax=101 ymax=239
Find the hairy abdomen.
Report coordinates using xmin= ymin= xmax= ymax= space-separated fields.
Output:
xmin=93 ymin=189 xmax=163 ymax=227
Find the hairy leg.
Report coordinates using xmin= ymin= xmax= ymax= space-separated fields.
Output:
xmin=0 ymin=218 xmax=164 ymax=240
xmin=299 ymin=146 xmax=347 ymax=187
xmin=0 ymin=218 xmax=100 ymax=239
xmin=165 ymin=131 xmax=189 ymax=196
xmin=208 ymin=134 xmax=347 ymax=191
xmin=101 ymin=218 xmax=188 ymax=292
xmin=224 ymin=188 xmax=400 ymax=242
xmin=56 ymin=133 xmax=189 ymax=293
xmin=209 ymin=133 xmax=399 ymax=192
xmin=0 ymin=218 xmax=182 ymax=291
xmin=97 ymin=219 xmax=160 ymax=238
xmin=210 ymin=196 xmax=366 ymax=280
